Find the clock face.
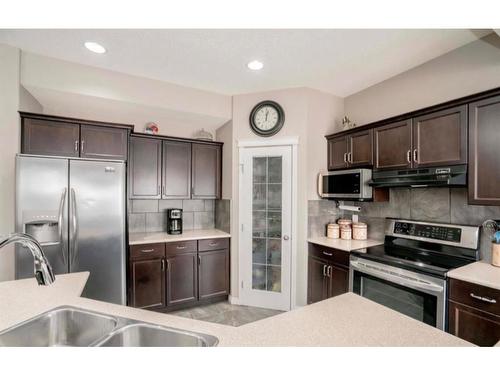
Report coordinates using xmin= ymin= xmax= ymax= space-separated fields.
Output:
xmin=249 ymin=101 xmax=285 ymax=137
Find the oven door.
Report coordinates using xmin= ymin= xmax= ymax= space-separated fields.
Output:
xmin=349 ymin=256 xmax=446 ymax=330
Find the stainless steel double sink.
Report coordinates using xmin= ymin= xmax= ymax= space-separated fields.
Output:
xmin=0 ymin=306 xmax=218 ymax=347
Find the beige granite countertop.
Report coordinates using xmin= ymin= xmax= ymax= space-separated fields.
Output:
xmin=308 ymin=236 xmax=383 ymax=252
xmin=129 ymin=229 xmax=231 ymax=245
xmin=0 ymin=272 xmax=471 ymax=346
xmin=448 ymin=261 xmax=500 ymax=291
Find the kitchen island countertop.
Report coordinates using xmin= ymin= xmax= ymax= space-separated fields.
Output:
xmin=0 ymin=273 xmax=471 ymax=347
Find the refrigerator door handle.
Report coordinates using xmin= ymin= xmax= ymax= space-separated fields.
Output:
xmin=70 ymin=188 xmax=79 ymax=267
xmin=58 ymin=188 xmax=68 ymax=266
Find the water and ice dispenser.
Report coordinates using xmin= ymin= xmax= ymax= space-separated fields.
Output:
xmin=22 ymin=211 xmax=60 ymax=246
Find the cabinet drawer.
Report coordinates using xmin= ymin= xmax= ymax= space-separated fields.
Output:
xmin=199 ymin=238 xmax=229 ymax=252
xmin=130 ymin=243 xmax=165 ymax=259
xmin=165 ymin=240 xmax=197 ymax=255
xmin=449 ymin=278 xmax=500 ymax=316
xmin=308 ymin=243 xmax=349 ymax=268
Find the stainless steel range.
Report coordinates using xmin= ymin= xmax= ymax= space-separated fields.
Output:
xmin=349 ymin=219 xmax=480 ymax=330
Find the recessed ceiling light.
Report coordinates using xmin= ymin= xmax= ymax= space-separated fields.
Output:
xmin=84 ymin=41 xmax=106 ymax=54
xmin=247 ymin=60 xmax=263 ymax=71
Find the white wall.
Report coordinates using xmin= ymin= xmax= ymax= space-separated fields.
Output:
xmin=229 ymin=88 xmax=343 ymax=306
xmin=216 ymin=120 xmax=233 ymax=200
xmin=0 ymin=44 xmax=20 ymax=281
xmin=345 ymin=34 xmax=500 ymax=126
xmin=20 ymin=52 xmax=232 ymax=138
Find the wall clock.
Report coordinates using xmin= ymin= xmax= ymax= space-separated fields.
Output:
xmin=249 ymin=100 xmax=285 ymax=137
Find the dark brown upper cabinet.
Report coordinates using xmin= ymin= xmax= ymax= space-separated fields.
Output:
xmin=327 ymin=135 xmax=349 ymax=170
xmin=374 ymin=119 xmax=413 ymax=170
xmin=327 ymin=129 xmax=373 ymax=170
xmin=129 ymin=136 xmax=162 ymax=199
xmin=162 ymin=141 xmax=192 ymax=199
xmin=22 ymin=118 xmax=80 ymax=157
xmin=80 ymin=125 xmax=128 ymax=160
xmin=192 ymin=143 xmax=221 ymax=199
xmin=468 ymin=95 xmax=500 ymax=205
xmin=21 ymin=113 xmax=131 ymax=160
xmin=412 ymin=105 xmax=467 ymax=168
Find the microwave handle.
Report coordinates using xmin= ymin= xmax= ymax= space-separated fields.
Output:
xmin=317 ymin=173 xmax=324 ymax=198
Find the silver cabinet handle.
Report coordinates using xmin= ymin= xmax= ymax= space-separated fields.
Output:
xmin=70 ymin=188 xmax=79 ymax=266
xmin=343 ymin=153 xmax=347 ymax=163
xmin=470 ymin=293 xmax=497 ymax=304
xmin=413 ymin=149 xmax=418 ymax=163
xmin=208 ymin=241 xmax=217 ymax=246
xmin=161 ymin=258 xmax=165 ymax=271
xmin=141 ymin=249 xmax=155 ymax=253
xmin=348 ymin=152 xmax=352 ymax=163
xmin=407 ymin=150 xmax=412 ymax=164
xmin=58 ymin=188 xmax=68 ymax=266
xmin=323 ymin=264 xmax=327 ymax=276
xmin=327 ymin=265 xmax=332 ymax=278
xmin=323 ymin=251 xmax=333 ymax=256
xmin=74 ymin=140 xmax=79 ymax=152
xmin=81 ymin=140 xmax=85 ymax=154
xmin=176 ymin=245 xmax=186 ymax=250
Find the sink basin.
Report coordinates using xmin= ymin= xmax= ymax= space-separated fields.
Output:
xmin=0 ymin=306 xmax=117 ymax=347
xmin=0 ymin=306 xmax=218 ymax=347
xmin=97 ymin=323 xmax=218 ymax=347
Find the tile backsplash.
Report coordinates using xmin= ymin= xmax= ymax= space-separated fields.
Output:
xmin=308 ymin=187 xmax=500 ymax=262
xmin=128 ymin=199 xmax=215 ymax=233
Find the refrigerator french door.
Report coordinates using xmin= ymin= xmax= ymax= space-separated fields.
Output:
xmin=16 ymin=155 xmax=126 ymax=305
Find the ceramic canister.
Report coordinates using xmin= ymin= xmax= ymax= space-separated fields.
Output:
xmin=492 ymin=243 xmax=500 ymax=267
xmin=352 ymin=222 xmax=368 ymax=240
xmin=327 ymin=223 xmax=340 ymax=239
xmin=340 ymin=225 xmax=352 ymax=240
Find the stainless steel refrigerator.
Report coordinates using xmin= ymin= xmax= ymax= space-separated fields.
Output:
xmin=15 ymin=154 xmax=126 ymax=305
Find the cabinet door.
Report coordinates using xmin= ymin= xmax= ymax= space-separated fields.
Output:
xmin=448 ymin=301 xmax=500 ymax=347
xmin=198 ymin=249 xmax=229 ymax=300
xmin=468 ymin=95 xmax=500 ymax=205
xmin=162 ymin=141 xmax=191 ymax=199
xmin=348 ymin=129 xmax=373 ymax=167
xmin=328 ymin=265 xmax=349 ymax=298
xmin=191 ymin=143 xmax=221 ymax=199
xmin=22 ymin=118 xmax=79 ymax=157
xmin=412 ymin=105 xmax=467 ymax=168
xmin=129 ymin=258 xmax=165 ymax=309
xmin=374 ymin=120 xmax=412 ymax=170
xmin=166 ymin=252 xmax=198 ymax=306
xmin=307 ymin=256 xmax=329 ymax=304
xmin=128 ymin=137 xmax=162 ymax=199
xmin=80 ymin=125 xmax=128 ymax=160
xmin=327 ymin=135 xmax=348 ymax=170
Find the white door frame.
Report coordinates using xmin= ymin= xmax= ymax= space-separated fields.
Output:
xmin=237 ymin=137 xmax=298 ymax=310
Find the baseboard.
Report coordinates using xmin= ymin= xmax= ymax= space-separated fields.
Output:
xmin=228 ymin=295 xmax=241 ymax=305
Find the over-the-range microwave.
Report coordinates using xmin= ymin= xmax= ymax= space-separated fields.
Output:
xmin=317 ymin=168 xmax=372 ymax=200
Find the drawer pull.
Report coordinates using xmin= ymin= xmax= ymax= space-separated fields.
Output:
xmin=209 ymin=242 xmax=217 ymax=246
xmin=140 ymin=249 xmax=155 ymax=253
xmin=470 ymin=293 xmax=497 ymax=304
xmin=323 ymin=251 xmax=333 ymax=256
xmin=176 ymin=246 xmax=186 ymax=250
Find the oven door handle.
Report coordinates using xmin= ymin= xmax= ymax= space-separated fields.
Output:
xmin=350 ymin=259 xmax=444 ymax=293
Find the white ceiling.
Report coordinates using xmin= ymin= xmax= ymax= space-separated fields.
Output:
xmin=0 ymin=29 xmax=491 ymax=97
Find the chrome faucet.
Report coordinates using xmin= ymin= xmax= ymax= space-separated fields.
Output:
xmin=0 ymin=233 xmax=55 ymax=286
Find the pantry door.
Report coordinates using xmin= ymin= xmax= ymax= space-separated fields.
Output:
xmin=239 ymin=145 xmax=292 ymax=311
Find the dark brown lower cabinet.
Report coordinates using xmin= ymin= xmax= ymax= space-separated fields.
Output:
xmin=448 ymin=278 xmax=500 ymax=346
xmin=199 ymin=249 xmax=230 ymax=300
xmin=130 ymin=257 xmax=165 ymax=309
xmin=307 ymin=243 xmax=349 ymax=304
xmin=166 ymin=252 xmax=198 ymax=306
xmin=129 ymin=240 xmax=230 ymax=311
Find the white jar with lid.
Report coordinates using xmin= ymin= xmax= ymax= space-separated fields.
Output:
xmin=340 ymin=226 xmax=352 ymax=240
xmin=327 ymin=223 xmax=340 ymax=239
xmin=352 ymin=222 xmax=368 ymax=240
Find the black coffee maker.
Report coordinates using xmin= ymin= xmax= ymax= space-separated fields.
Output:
xmin=167 ymin=208 xmax=183 ymax=234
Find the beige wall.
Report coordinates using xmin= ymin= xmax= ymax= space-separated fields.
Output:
xmin=345 ymin=34 xmax=500 ymax=126
xmin=20 ymin=52 xmax=232 ymax=138
xmin=216 ymin=120 xmax=233 ymax=200
xmin=0 ymin=44 xmax=20 ymax=281
xmin=230 ymin=88 xmax=343 ymax=306
xmin=19 ymin=85 xmax=43 ymax=112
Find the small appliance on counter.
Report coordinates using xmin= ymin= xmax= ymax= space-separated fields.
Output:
xmin=167 ymin=208 xmax=183 ymax=235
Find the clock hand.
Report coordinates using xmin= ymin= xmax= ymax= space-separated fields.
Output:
xmin=265 ymin=109 xmax=269 ymax=121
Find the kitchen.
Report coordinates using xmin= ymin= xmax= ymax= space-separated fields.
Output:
xmin=0 ymin=3 xmax=499 ymax=374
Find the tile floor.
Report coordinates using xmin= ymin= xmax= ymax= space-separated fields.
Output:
xmin=170 ymin=301 xmax=283 ymax=327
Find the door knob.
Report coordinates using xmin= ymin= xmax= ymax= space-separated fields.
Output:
xmin=283 ymin=235 xmax=290 ymax=240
